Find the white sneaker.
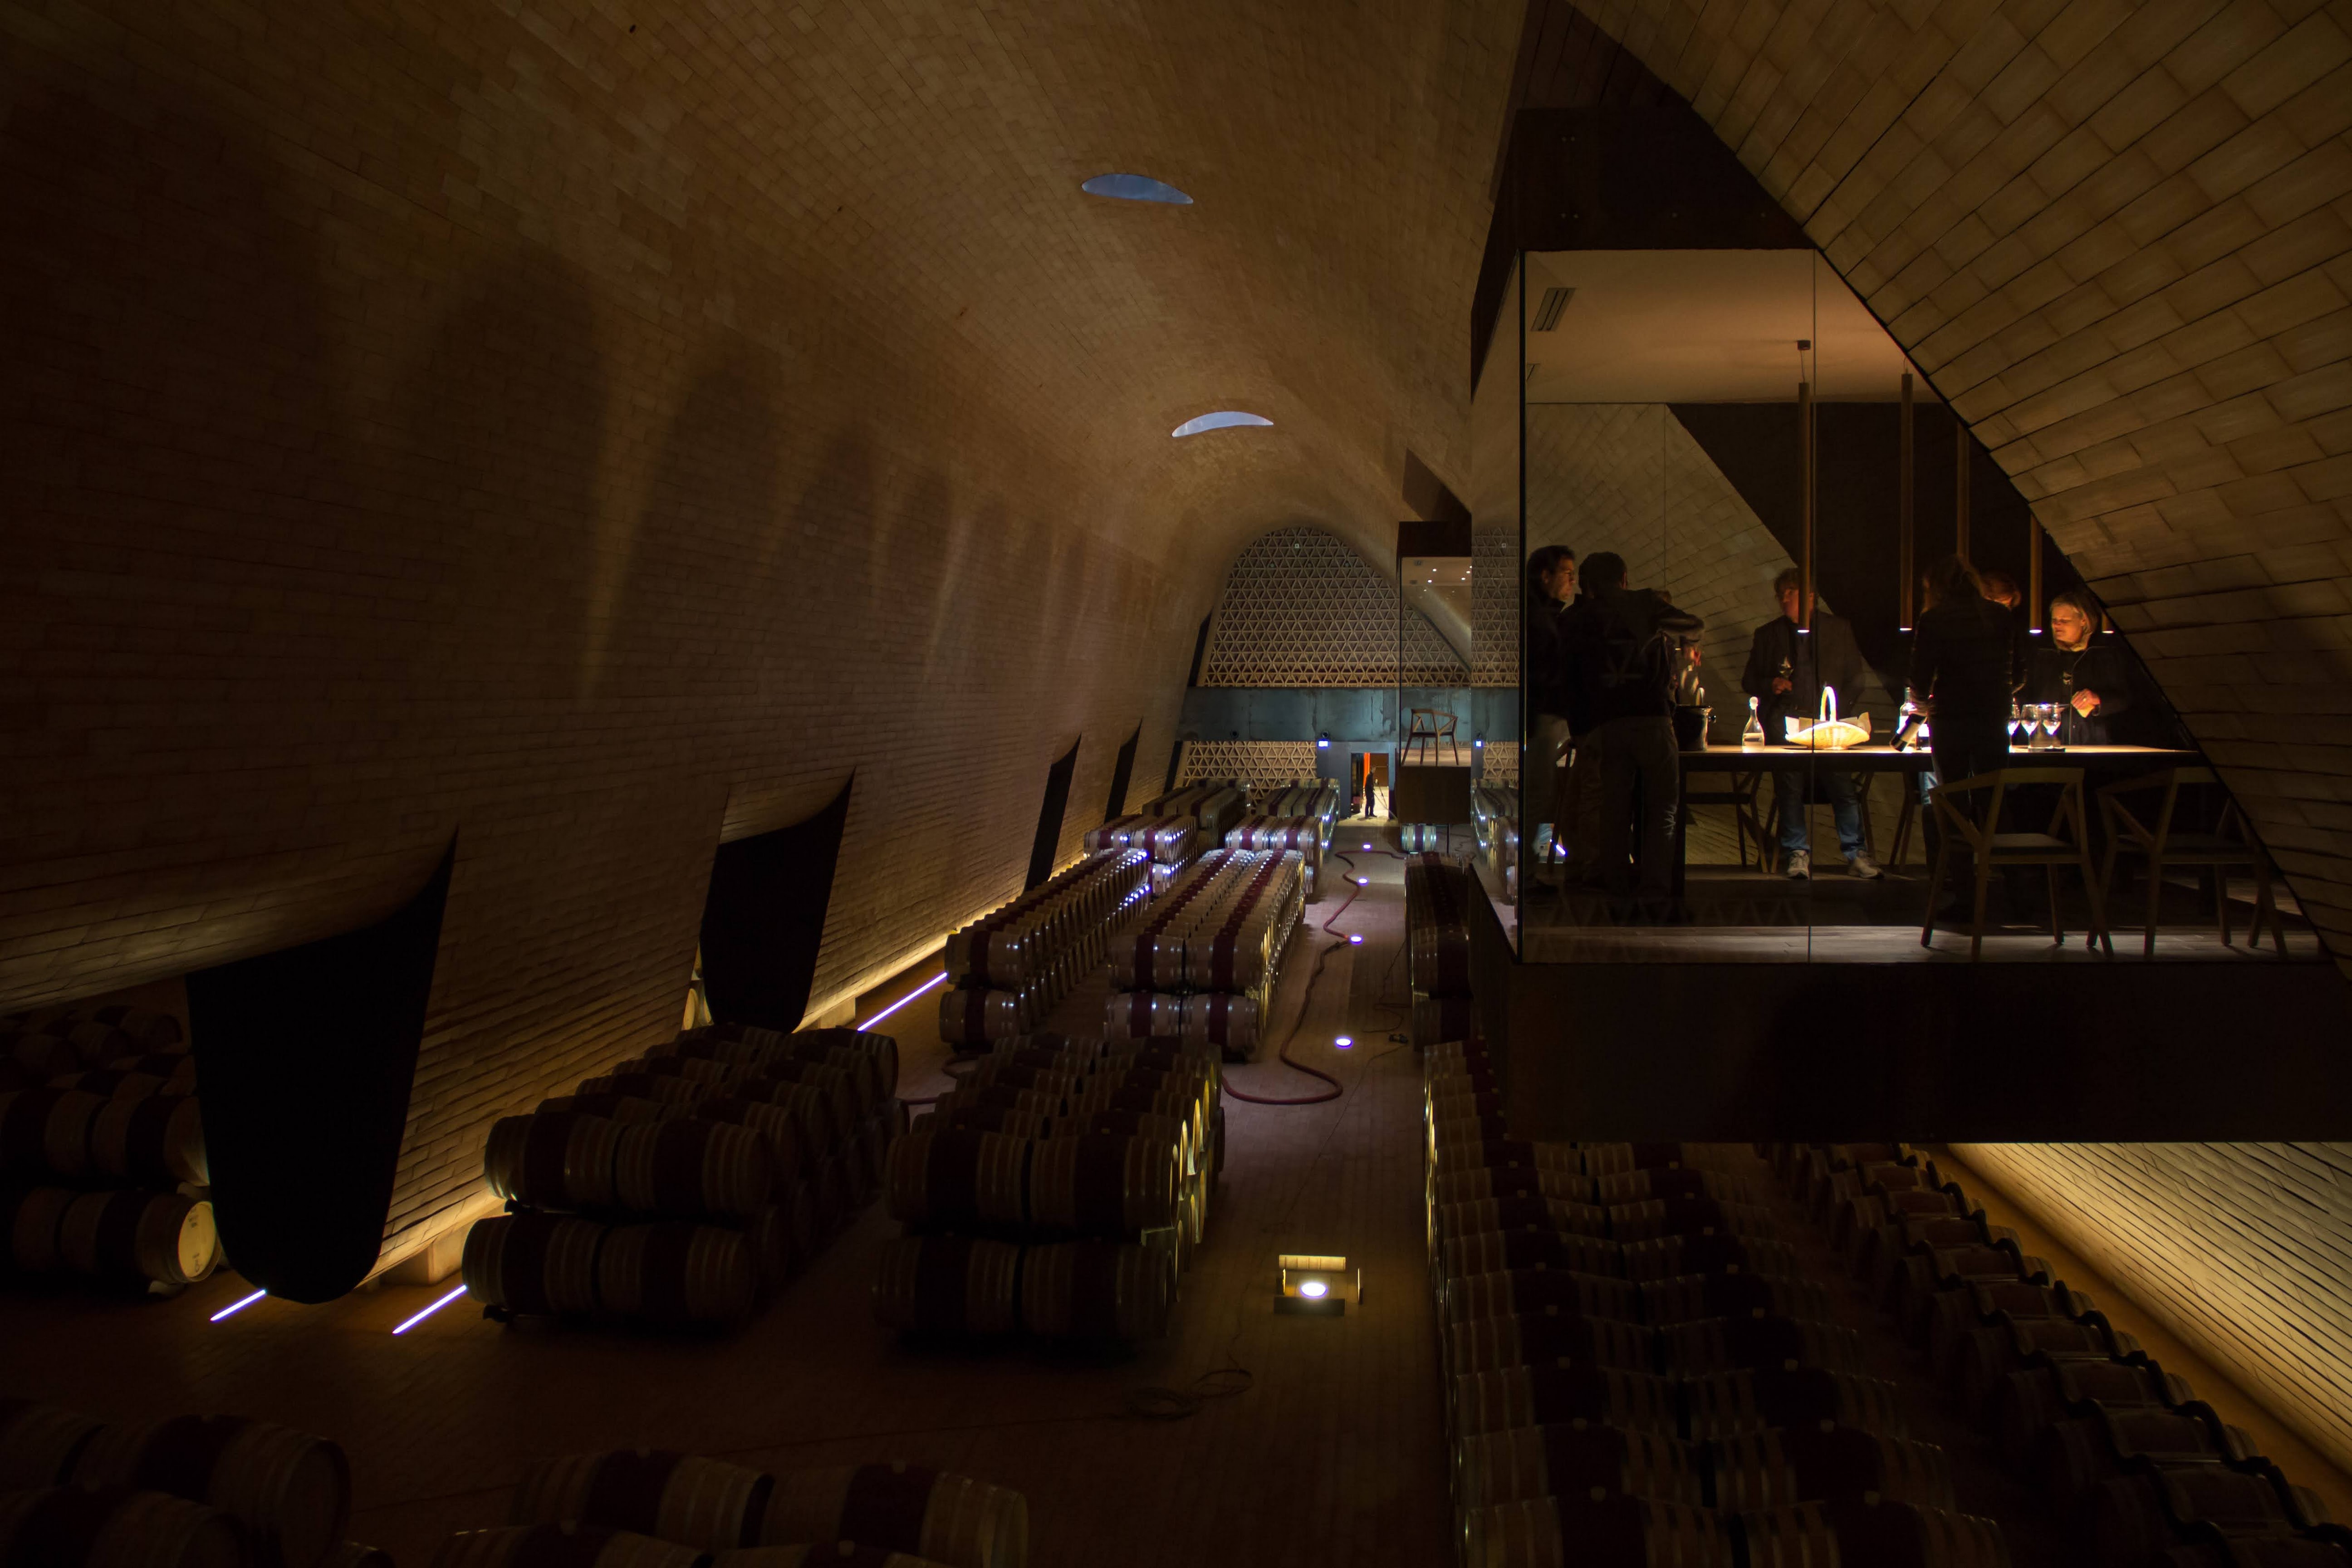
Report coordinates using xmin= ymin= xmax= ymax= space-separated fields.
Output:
xmin=1785 ymin=851 xmax=1810 ymax=880
xmin=1847 ymin=853 xmax=1883 ymax=879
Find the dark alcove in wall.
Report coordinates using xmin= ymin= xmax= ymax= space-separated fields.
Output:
xmin=1105 ymin=725 xmax=1140 ymax=823
xmin=1029 ymin=739 xmax=1080 ymax=891
xmin=700 ymin=776 xmax=853 ymax=1034
xmin=185 ymin=839 xmax=455 ymax=1303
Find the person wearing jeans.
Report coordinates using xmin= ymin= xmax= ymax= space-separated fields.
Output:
xmin=1563 ymin=552 xmax=1702 ymax=904
xmin=1741 ymin=567 xmax=1877 ymax=880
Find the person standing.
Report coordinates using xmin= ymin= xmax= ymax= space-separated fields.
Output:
xmin=1976 ymin=568 xmax=2034 ymax=697
xmin=1907 ymin=555 xmax=2016 ymax=790
xmin=1565 ymin=552 xmax=1701 ymax=904
xmin=2024 ymin=589 xmax=2136 ymax=746
xmin=1740 ymin=567 xmax=1878 ymax=880
xmin=1521 ymin=545 xmax=1577 ymax=894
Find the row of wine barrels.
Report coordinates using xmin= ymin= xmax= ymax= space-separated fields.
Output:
xmin=47 ymin=1057 xmax=200 ymax=1100
xmin=2 ymin=1005 xmax=185 ymax=1051
xmin=539 ymin=1096 xmax=810 ymax=1183
xmin=0 ymin=1091 xmax=207 ymax=1187
xmin=0 ymin=1400 xmax=105 ymax=1490
xmin=659 ymin=1029 xmax=890 ymax=1119
xmin=485 ymin=1112 xmax=773 ymax=1221
xmin=1403 ymin=853 xmax=1473 ymax=997
xmin=0 ymin=1486 xmax=243 ymax=1568
xmin=1456 ymin=1422 xmax=1958 ymax=1516
xmin=5 ymin=1187 xmax=218 ymax=1287
xmin=435 ymin=1525 xmax=954 ymax=1568
xmin=885 ymin=1132 xmax=1179 ymax=1239
xmin=1082 ymin=815 xmax=1198 ymax=865
xmin=71 ymin=1415 xmax=350 ymax=1568
xmin=460 ymin=1214 xmax=755 ymax=1327
xmin=946 ymin=847 xmax=1150 ymax=988
xmin=511 ymin=1452 xmax=1027 ymax=1568
xmin=872 ymin=1234 xmax=1173 ymax=1343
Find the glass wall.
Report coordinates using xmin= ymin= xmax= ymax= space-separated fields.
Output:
xmin=1480 ymin=249 xmax=2308 ymax=964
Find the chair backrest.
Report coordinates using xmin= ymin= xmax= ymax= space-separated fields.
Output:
xmin=1931 ymin=766 xmax=2088 ymax=849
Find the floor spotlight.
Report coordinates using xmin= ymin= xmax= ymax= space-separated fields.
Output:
xmin=1277 ymin=1254 xmax=1361 ymax=1315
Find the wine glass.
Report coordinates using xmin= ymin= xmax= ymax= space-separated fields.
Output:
xmin=2040 ymin=704 xmax=2063 ymax=746
xmin=2008 ymin=701 xmax=2024 ymax=749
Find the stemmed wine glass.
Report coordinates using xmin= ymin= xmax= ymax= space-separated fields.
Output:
xmin=2008 ymin=701 xmax=2024 ymax=750
xmin=2040 ymin=704 xmax=2063 ymax=747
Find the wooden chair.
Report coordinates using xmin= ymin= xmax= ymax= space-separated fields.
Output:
xmin=1683 ymin=769 xmax=1769 ymax=870
xmin=1404 ymin=708 xmax=1460 ymax=766
xmin=1921 ymin=767 xmax=2107 ymax=961
xmin=2097 ymin=766 xmax=2284 ymax=957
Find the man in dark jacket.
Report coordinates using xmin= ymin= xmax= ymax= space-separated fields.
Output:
xmin=2024 ymin=589 xmax=2138 ymax=746
xmin=1522 ymin=545 xmax=1577 ymax=892
xmin=1909 ymin=556 xmax=2019 ymax=784
xmin=1741 ymin=568 xmax=1876 ymax=879
xmin=1564 ymin=552 xmax=1702 ymax=902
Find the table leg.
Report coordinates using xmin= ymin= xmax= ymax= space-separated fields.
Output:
xmin=1674 ymin=760 xmax=1690 ymax=898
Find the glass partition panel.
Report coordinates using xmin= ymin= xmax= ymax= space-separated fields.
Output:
xmin=1468 ymin=255 xmax=1524 ymax=946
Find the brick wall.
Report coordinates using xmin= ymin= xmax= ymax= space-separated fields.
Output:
xmin=0 ymin=0 xmax=1519 ymax=1267
xmin=1574 ymin=0 xmax=2352 ymax=955
xmin=1957 ymin=1142 xmax=2352 ymax=1477
xmin=1200 ymin=527 xmax=1468 ymax=687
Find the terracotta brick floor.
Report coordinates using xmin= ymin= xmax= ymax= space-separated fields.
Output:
xmin=0 ymin=835 xmax=1448 ymax=1568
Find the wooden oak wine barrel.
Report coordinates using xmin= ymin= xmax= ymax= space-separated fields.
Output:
xmin=1441 ymin=1269 xmax=1642 ymax=1328
xmin=432 ymin=1525 xmax=703 ymax=1568
xmin=730 ymin=1063 xmax=858 ymax=1142
xmin=1101 ymin=992 xmax=1186 ymax=1043
xmin=0 ymin=1486 xmax=244 ymax=1568
xmin=607 ymin=1055 xmax=739 ymax=1088
xmin=790 ymin=1026 xmax=901 ymax=1103
xmin=610 ymin=1120 xmax=772 ymax=1220
xmin=84 ymin=1097 xmax=208 ymax=1187
xmin=1706 ymin=1428 xmax=1957 ymax=1511
xmin=884 ymin=1132 xmax=1027 ymax=1230
xmin=1606 ymin=1198 xmax=1784 ymax=1246
xmin=1657 ymin=1316 xmax=1869 ymax=1377
xmin=0 ymin=1090 xmax=105 ymax=1180
xmin=1639 ymin=1271 xmax=1831 ymax=1328
xmin=1619 ymin=1234 xmax=1801 ymax=1284
xmin=1445 ymin=1313 xmax=1655 ymax=1378
xmin=1429 ymin=1139 xmax=1581 ymax=1178
xmin=574 ymin=1074 xmax=707 ymax=1107
xmin=760 ymin=1462 xmax=1028 ymax=1568
xmin=485 ymin=1113 xmax=624 ymax=1212
xmin=717 ymin=1082 xmax=839 ymax=1160
xmin=1994 ymin=1361 xmax=2190 ymax=1471
xmin=1025 ymin=1136 xmax=1178 ymax=1237
xmin=1740 ymin=1499 xmax=2011 ymax=1568
xmin=1449 ymin=1366 xmax=1681 ymax=1441
xmin=691 ymin=1097 xmax=815 ymax=1181
xmin=461 ymin=1214 xmax=603 ymax=1318
xmin=1455 ymin=1424 xmax=1702 ymax=1511
xmin=511 ymin=1450 xmax=767 ymax=1548
xmin=14 ymin=1191 xmax=220 ymax=1286
xmin=1018 ymin=1240 xmax=1169 ymax=1342
xmin=0 ymin=1400 xmax=104 ymax=1490
xmin=1431 ymin=1167 xmax=1590 ymax=1208
xmin=1434 ymin=1196 xmax=1610 ymax=1246
xmin=74 ymin=1415 xmax=351 ymax=1568
xmin=47 ymin=1060 xmax=200 ymax=1100
xmin=1461 ymin=1494 xmax=1733 ymax=1568
xmin=593 ymin=1221 xmax=755 ymax=1326
xmin=1439 ymin=1230 xmax=1622 ymax=1286
xmin=1682 ymin=1368 xmax=1910 ymax=1441
xmin=872 ymin=1236 xmax=1022 ymax=1337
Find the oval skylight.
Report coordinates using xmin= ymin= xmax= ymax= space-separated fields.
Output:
xmin=1172 ymin=411 xmax=1272 ymax=438
xmin=1083 ymin=173 xmax=1194 ymax=205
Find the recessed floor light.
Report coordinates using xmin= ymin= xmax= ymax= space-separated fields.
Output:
xmin=1083 ymin=173 xmax=1193 ymax=205
xmin=1173 ymin=411 xmax=1272 ymax=438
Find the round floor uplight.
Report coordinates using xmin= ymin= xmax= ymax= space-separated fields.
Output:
xmin=1082 ymin=173 xmax=1194 ymax=205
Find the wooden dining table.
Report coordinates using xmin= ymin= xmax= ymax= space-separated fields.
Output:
xmin=1671 ymin=743 xmax=2202 ymax=895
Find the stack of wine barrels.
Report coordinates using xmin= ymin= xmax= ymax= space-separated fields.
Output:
xmin=1426 ymin=1044 xmax=2018 ymax=1567
xmin=1470 ymin=783 xmax=1520 ymax=903
xmin=0 ymin=1398 xmax=388 ymax=1568
xmin=871 ymin=1033 xmax=1217 ymax=1344
xmin=0 ymin=1004 xmax=218 ymax=1297
xmin=1081 ymin=817 xmax=1199 ymax=900
xmin=938 ymin=849 xmax=1150 ymax=1047
xmin=420 ymin=1449 xmax=1028 ymax=1568
xmin=1405 ymin=854 xmax=1475 ymax=1047
xmin=1769 ymin=1144 xmax=2352 ymax=1568
xmin=1134 ymin=781 xmax=1246 ymax=848
xmin=1100 ymin=849 xmax=1304 ymax=1062
xmin=462 ymin=1024 xmax=902 ymax=1330
xmin=1250 ymin=783 xmax=1338 ymax=851
xmin=1221 ymin=817 xmax=1325 ymax=901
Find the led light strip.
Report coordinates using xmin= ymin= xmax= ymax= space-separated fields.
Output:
xmin=391 ymin=1285 xmax=467 ymax=1335
xmin=857 ymin=970 xmax=946 ymax=1029
xmin=209 ymin=1289 xmax=266 ymax=1322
